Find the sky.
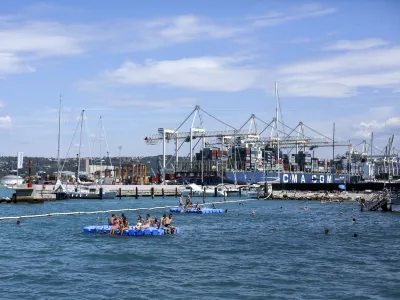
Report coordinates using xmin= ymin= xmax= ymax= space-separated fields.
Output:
xmin=0 ymin=0 xmax=399 ymax=159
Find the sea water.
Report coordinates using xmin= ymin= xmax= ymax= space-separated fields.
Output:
xmin=0 ymin=191 xmax=399 ymax=299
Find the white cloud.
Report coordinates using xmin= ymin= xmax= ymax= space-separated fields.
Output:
xmin=323 ymin=38 xmax=389 ymax=51
xmin=0 ymin=22 xmax=85 ymax=56
xmin=0 ymin=115 xmax=11 ymax=128
xmin=353 ymin=109 xmax=400 ymax=139
xmin=277 ymin=46 xmax=400 ymax=97
xmin=290 ymin=37 xmax=313 ymax=44
xmin=143 ymin=15 xmax=242 ymax=45
xmin=0 ymin=53 xmax=35 ymax=76
xmin=93 ymin=95 xmax=198 ymax=109
xmin=103 ymin=56 xmax=262 ymax=92
xmin=0 ymin=12 xmax=244 ymax=77
xmin=387 ymin=117 xmax=400 ymax=127
xmin=85 ymin=15 xmax=244 ymax=53
xmin=251 ymin=3 xmax=337 ymax=27
xmin=280 ymin=47 xmax=400 ymax=74
xmin=0 ymin=17 xmax=92 ymax=77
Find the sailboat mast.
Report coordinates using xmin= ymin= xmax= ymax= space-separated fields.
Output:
xmin=100 ymin=116 xmax=103 ymax=185
xmin=77 ymin=110 xmax=84 ymax=183
xmin=275 ymin=82 xmax=280 ymax=178
xmin=57 ymin=94 xmax=62 ymax=180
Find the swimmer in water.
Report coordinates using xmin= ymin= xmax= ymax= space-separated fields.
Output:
xmin=353 ymin=233 xmax=358 ymax=238
xmin=251 ymin=211 xmax=256 ymax=216
xmin=352 ymin=218 xmax=356 ymax=222
xmin=17 ymin=220 xmax=21 ymax=225
xmin=324 ymin=228 xmax=329 ymax=235
xmin=211 ymin=203 xmax=216 ymax=209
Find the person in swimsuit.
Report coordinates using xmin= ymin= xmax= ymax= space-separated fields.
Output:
xmin=140 ymin=214 xmax=152 ymax=230
xmin=196 ymin=203 xmax=201 ymax=211
xmin=212 ymin=203 xmax=216 ymax=209
xmin=152 ymin=216 xmax=159 ymax=228
xmin=164 ymin=213 xmax=176 ymax=234
xmin=108 ymin=214 xmax=116 ymax=225
xmin=110 ymin=216 xmax=120 ymax=235
xmin=119 ymin=214 xmax=129 ymax=235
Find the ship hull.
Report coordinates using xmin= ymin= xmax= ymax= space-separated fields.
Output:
xmin=223 ymin=171 xmax=349 ymax=185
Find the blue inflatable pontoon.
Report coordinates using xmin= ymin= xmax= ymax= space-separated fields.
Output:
xmin=170 ymin=207 xmax=223 ymax=214
xmin=83 ymin=225 xmax=180 ymax=236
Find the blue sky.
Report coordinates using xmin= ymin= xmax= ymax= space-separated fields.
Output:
xmin=0 ymin=0 xmax=399 ymax=158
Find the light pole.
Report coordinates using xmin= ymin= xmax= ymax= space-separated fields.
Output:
xmin=118 ymin=146 xmax=122 ymax=185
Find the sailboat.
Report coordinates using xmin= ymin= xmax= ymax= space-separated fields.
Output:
xmin=67 ymin=111 xmax=116 ymax=200
xmin=54 ymin=95 xmax=69 ymax=200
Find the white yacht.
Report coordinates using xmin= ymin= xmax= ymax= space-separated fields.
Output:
xmin=216 ymin=184 xmax=240 ymax=196
xmin=240 ymin=184 xmax=261 ymax=198
xmin=0 ymin=171 xmax=24 ymax=186
xmin=180 ymin=183 xmax=226 ymax=197
xmin=68 ymin=185 xmax=116 ymax=199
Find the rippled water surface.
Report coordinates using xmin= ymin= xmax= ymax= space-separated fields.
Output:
xmin=0 ymin=189 xmax=399 ymax=299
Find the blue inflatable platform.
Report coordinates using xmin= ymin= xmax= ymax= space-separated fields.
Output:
xmin=83 ymin=225 xmax=180 ymax=236
xmin=170 ymin=207 xmax=223 ymax=214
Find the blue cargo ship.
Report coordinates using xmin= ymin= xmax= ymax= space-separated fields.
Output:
xmin=222 ymin=171 xmax=349 ymax=185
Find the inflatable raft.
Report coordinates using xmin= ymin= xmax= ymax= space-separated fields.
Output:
xmin=170 ymin=207 xmax=223 ymax=214
xmin=83 ymin=225 xmax=180 ymax=236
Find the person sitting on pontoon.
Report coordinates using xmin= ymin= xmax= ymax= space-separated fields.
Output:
xmin=163 ymin=213 xmax=175 ymax=234
xmin=134 ymin=215 xmax=143 ymax=229
xmin=140 ymin=214 xmax=152 ymax=230
xmin=211 ymin=203 xmax=216 ymax=209
xmin=108 ymin=214 xmax=116 ymax=225
xmin=110 ymin=216 xmax=120 ymax=235
xmin=119 ymin=214 xmax=129 ymax=235
xmin=196 ymin=203 xmax=201 ymax=211
xmin=152 ymin=216 xmax=160 ymax=228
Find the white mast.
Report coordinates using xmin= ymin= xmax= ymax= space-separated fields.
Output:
xmin=56 ymin=94 xmax=62 ymax=181
xmin=99 ymin=116 xmax=103 ymax=185
xmin=77 ymin=110 xmax=84 ymax=184
xmin=275 ymin=82 xmax=280 ymax=179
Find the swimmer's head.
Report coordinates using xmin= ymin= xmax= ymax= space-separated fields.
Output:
xmin=324 ymin=228 xmax=329 ymax=234
xmin=353 ymin=233 xmax=358 ymax=238
xmin=352 ymin=218 xmax=356 ymax=222
xmin=17 ymin=220 xmax=21 ymax=225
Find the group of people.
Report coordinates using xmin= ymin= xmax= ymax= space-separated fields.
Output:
xmin=108 ymin=213 xmax=176 ymax=235
xmin=179 ymin=195 xmax=217 ymax=212
xmin=108 ymin=214 xmax=129 ymax=235
xmin=180 ymin=195 xmax=193 ymax=211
